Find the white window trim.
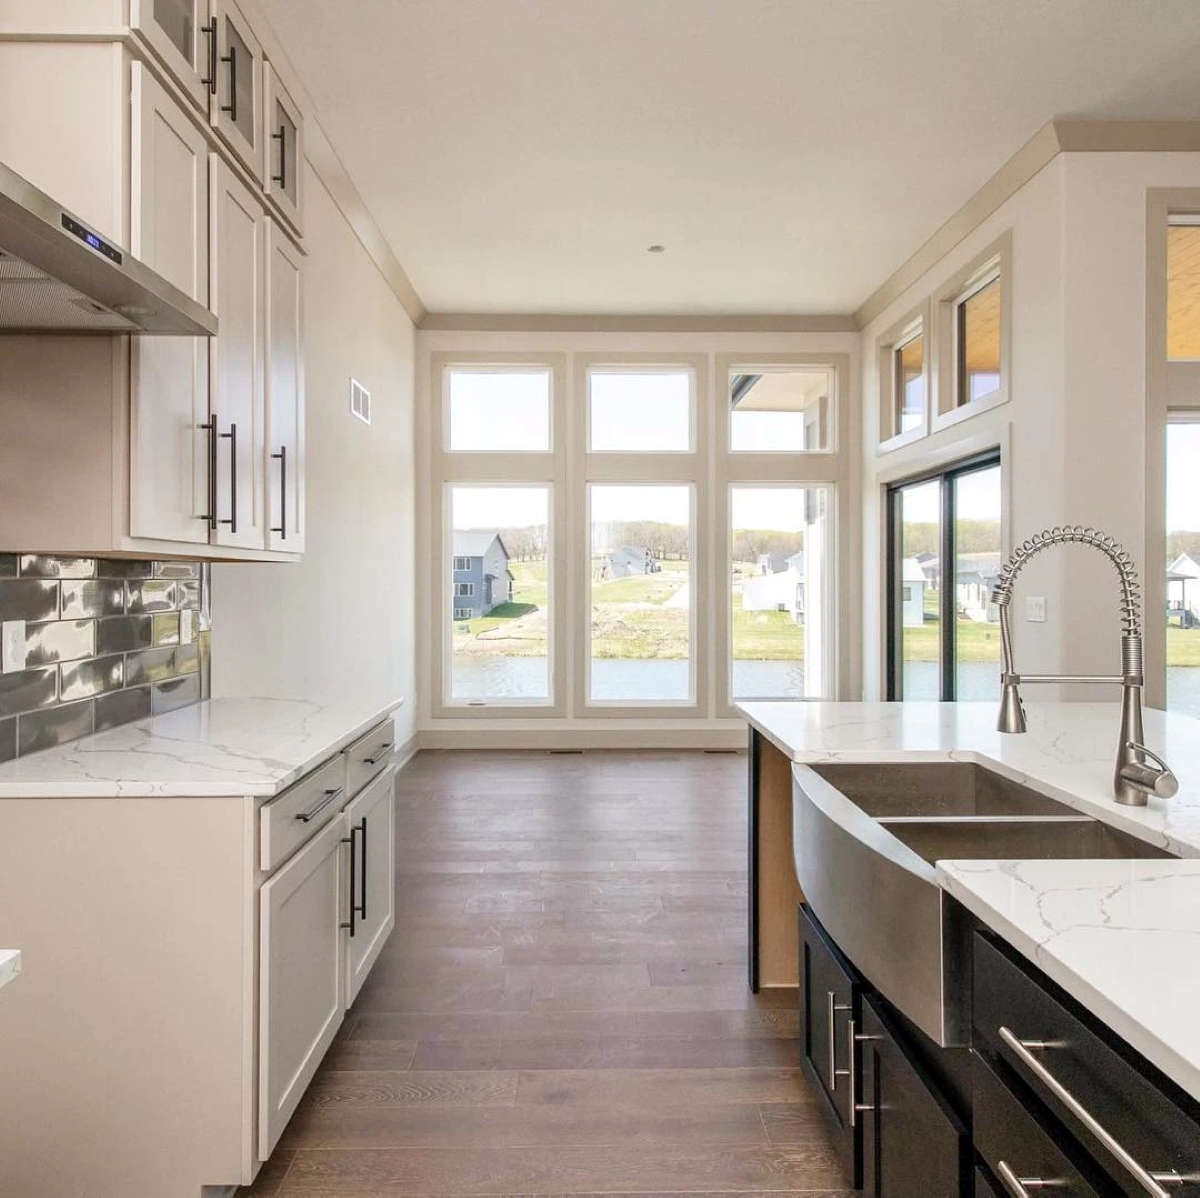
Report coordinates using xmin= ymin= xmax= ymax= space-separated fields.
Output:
xmin=452 ymin=556 xmax=471 ymax=571
xmin=454 ymin=582 xmax=475 ymax=598
xmin=932 ymin=231 xmax=1012 ymax=433
xmin=453 ymin=608 xmax=472 ymax=621
xmin=876 ymin=301 xmax=931 ymax=453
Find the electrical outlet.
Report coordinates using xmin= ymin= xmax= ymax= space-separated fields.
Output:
xmin=2 ymin=620 xmax=27 ymax=674
xmin=1025 ymin=596 xmax=1047 ymax=623
xmin=180 ymin=609 xmax=195 ymax=645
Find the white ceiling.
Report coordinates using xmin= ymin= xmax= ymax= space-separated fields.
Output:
xmin=260 ymin=0 xmax=1200 ymax=316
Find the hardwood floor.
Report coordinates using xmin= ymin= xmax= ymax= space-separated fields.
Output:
xmin=242 ymin=750 xmax=849 ymax=1197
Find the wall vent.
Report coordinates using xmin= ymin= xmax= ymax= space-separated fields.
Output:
xmin=350 ymin=378 xmax=371 ymax=425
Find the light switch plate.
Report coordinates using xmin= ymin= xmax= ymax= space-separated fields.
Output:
xmin=1025 ymin=596 xmax=1047 ymax=623
xmin=2 ymin=620 xmax=27 ymax=674
xmin=180 ymin=609 xmax=195 ymax=645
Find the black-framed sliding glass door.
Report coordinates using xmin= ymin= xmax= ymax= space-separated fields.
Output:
xmin=886 ymin=452 xmax=1002 ymax=701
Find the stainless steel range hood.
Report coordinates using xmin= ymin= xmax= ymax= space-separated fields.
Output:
xmin=0 ymin=161 xmax=217 ymax=336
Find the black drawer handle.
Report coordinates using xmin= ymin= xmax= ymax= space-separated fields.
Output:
xmin=999 ymin=1028 xmax=1190 ymax=1196
xmin=295 ymin=787 xmax=342 ymax=823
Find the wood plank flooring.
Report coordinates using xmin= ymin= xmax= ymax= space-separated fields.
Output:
xmin=241 ymin=750 xmax=849 ymax=1197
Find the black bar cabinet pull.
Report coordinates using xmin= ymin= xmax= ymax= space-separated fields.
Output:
xmin=220 ymin=422 xmax=238 ymax=534
xmin=200 ymin=21 xmax=218 ymax=93
xmin=220 ymin=43 xmax=237 ymax=120
xmin=271 ymin=445 xmax=287 ymax=540
xmin=197 ymin=419 xmax=218 ymax=531
xmin=340 ymin=823 xmax=358 ymax=937
xmin=357 ymin=817 xmax=368 ymax=922
xmin=271 ymin=125 xmax=286 ymax=187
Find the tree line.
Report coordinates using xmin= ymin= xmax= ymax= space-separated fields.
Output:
xmin=902 ymin=519 xmax=1000 ymax=558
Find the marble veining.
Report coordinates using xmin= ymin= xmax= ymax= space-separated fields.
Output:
xmin=0 ymin=949 xmax=20 ymax=992
xmin=938 ymin=858 xmax=1200 ymax=1103
xmin=0 ymin=696 xmax=404 ymax=798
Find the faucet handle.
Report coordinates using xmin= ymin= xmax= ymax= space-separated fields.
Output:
xmin=1122 ymin=743 xmax=1180 ymax=799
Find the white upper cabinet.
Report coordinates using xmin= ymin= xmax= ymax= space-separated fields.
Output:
xmin=129 ymin=63 xmax=211 ymax=545
xmin=265 ymin=219 xmax=305 ymax=553
xmin=129 ymin=0 xmax=212 ymax=112
xmin=210 ymin=0 xmax=264 ymax=184
xmin=211 ymin=156 xmax=267 ymax=550
xmin=262 ymin=61 xmax=304 ymax=234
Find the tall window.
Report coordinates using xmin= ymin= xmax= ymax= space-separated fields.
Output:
xmin=730 ymin=486 xmax=831 ymax=699
xmin=588 ymin=484 xmax=693 ymax=703
xmin=448 ymin=486 xmax=550 ymax=703
xmin=887 ymin=454 xmax=1002 ymax=701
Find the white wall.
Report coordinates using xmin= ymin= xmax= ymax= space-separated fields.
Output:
xmin=859 ymin=149 xmax=1200 ymax=704
xmin=213 ymin=162 xmax=416 ymax=749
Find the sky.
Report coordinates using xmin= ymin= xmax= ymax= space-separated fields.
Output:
xmin=1168 ymin=422 xmax=1200 ymax=531
xmin=900 ymin=465 xmax=1001 ymax=525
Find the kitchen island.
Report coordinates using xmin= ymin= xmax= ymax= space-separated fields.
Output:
xmin=741 ymin=701 xmax=1200 ymax=1195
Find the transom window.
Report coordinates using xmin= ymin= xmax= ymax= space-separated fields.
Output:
xmin=955 ymin=274 xmax=1002 ymax=408
xmin=447 ymin=368 xmax=551 ymax=451
xmin=588 ymin=369 xmax=693 ymax=452
xmin=894 ymin=331 xmax=925 ymax=434
xmin=729 ymin=367 xmax=832 ymax=452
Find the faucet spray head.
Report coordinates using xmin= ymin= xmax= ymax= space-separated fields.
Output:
xmin=998 ymin=681 xmax=1026 ymax=734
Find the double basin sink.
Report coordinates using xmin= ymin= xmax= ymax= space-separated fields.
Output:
xmin=792 ymin=761 xmax=1172 ymax=1047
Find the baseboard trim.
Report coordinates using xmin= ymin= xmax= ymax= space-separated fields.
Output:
xmin=416 ymin=727 xmax=749 ymax=751
xmin=393 ymin=734 xmax=419 ymax=771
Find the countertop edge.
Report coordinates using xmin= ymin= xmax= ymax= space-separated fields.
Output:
xmin=0 ymin=697 xmax=406 ymax=799
xmin=936 ymin=862 xmax=1200 ymax=1105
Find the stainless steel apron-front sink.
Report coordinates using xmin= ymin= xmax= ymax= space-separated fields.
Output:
xmin=793 ymin=762 xmax=1171 ymax=1046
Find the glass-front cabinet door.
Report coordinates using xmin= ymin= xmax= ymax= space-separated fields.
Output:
xmin=263 ymin=61 xmax=304 ymax=234
xmin=130 ymin=0 xmax=212 ymax=111
xmin=210 ymin=0 xmax=264 ymax=184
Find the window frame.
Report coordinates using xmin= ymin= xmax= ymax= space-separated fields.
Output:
xmin=453 ymin=581 xmax=475 ymax=598
xmin=932 ymin=233 xmax=1012 ymax=432
xmin=443 ymin=364 xmax=554 ymax=454
xmin=452 ymin=556 xmax=470 ymax=572
xmin=725 ymin=481 xmax=836 ymax=705
xmin=885 ymin=449 xmax=1003 ymax=701
xmin=429 ymin=352 xmax=569 ymax=720
xmin=726 ymin=362 xmax=838 ymax=456
xmin=876 ymin=301 xmax=930 ymax=451
xmin=585 ymin=364 xmax=697 ymax=454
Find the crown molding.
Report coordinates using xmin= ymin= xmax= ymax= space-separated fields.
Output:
xmin=854 ymin=118 xmax=1200 ymax=330
xmin=419 ymin=312 xmax=858 ymax=333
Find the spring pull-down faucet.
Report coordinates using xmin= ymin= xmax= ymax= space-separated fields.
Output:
xmin=991 ymin=526 xmax=1178 ymax=807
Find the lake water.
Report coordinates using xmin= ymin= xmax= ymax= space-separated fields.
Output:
xmin=452 ymin=656 xmax=1200 ymax=714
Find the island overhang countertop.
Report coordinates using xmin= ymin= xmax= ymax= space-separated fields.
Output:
xmin=738 ymin=700 xmax=1200 ymax=1105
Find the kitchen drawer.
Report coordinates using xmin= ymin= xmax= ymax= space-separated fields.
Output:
xmin=973 ymin=933 xmax=1200 ymax=1195
xmin=344 ymin=719 xmax=395 ymax=800
xmin=260 ymin=755 xmax=346 ymax=872
xmin=972 ymin=1050 xmax=1115 ymax=1197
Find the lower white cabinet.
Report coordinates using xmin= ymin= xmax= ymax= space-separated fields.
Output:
xmin=258 ymin=813 xmax=346 ymax=1160
xmin=345 ymin=770 xmax=397 ymax=1006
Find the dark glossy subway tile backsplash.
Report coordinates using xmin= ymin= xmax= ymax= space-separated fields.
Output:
xmin=0 ymin=557 xmax=210 ymax=761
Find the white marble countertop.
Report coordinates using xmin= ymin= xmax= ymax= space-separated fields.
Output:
xmin=938 ymin=859 xmax=1200 ymax=1102
xmin=0 ymin=696 xmax=404 ymax=798
xmin=0 ymin=949 xmax=20 ymax=992
xmin=738 ymin=701 xmax=1200 ymax=1102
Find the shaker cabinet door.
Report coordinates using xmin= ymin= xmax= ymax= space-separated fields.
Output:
xmin=129 ymin=62 xmax=210 ymax=545
xmin=259 ymin=816 xmax=346 ymax=1161
xmin=264 ymin=219 xmax=305 ymax=553
xmin=210 ymin=156 xmax=267 ymax=550
xmin=344 ymin=769 xmax=396 ymax=1006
